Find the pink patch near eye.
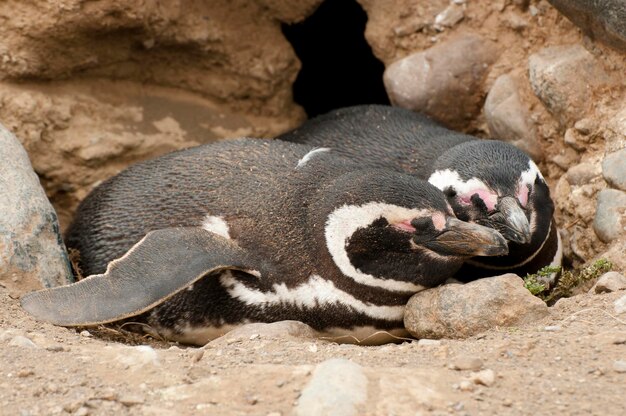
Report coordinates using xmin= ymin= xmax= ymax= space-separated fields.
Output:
xmin=459 ymin=189 xmax=498 ymax=212
xmin=392 ymin=219 xmax=416 ymax=232
xmin=431 ymin=213 xmax=446 ymax=231
xmin=517 ymin=184 xmax=530 ymax=207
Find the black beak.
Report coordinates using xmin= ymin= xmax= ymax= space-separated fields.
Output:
xmin=423 ymin=218 xmax=509 ymax=257
xmin=491 ymin=196 xmax=532 ymax=245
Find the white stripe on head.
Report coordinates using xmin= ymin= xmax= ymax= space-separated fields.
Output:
xmin=221 ymin=273 xmax=406 ymax=321
xmin=296 ymin=148 xmax=331 ymax=169
xmin=428 ymin=169 xmax=498 ymax=211
xmin=324 ymin=202 xmax=430 ymax=292
xmin=201 ymin=215 xmax=231 ymax=239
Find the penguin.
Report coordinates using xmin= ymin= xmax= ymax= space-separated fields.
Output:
xmin=277 ymin=105 xmax=562 ymax=284
xmin=21 ymin=138 xmax=508 ymax=345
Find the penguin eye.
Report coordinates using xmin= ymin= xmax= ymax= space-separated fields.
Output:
xmin=410 ymin=217 xmax=434 ymax=232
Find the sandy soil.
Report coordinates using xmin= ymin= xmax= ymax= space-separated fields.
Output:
xmin=2 ymin=284 xmax=625 ymax=416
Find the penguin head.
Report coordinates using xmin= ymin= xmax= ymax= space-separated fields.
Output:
xmin=321 ymin=171 xmax=509 ymax=290
xmin=428 ymin=141 xmax=554 ymax=248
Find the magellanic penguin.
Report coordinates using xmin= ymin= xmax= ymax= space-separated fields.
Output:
xmin=278 ymin=105 xmax=562 ymax=285
xmin=21 ymin=139 xmax=508 ymax=346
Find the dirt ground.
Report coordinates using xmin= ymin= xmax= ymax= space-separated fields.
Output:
xmin=2 ymin=284 xmax=625 ymax=416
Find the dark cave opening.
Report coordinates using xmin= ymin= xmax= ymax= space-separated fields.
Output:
xmin=282 ymin=0 xmax=390 ymax=118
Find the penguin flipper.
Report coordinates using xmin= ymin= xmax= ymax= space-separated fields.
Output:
xmin=21 ymin=227 xmax=264 ymax=326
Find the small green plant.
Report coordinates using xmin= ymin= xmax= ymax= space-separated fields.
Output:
xmin=525 ymin=259 xmax=613 ymax=304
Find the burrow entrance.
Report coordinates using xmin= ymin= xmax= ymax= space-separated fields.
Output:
xmin=282 ymin=0 xmax=390 ymax=118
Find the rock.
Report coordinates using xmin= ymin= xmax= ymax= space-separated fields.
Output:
xmin=602 ymin=149 xmax=626 ymax=191
xmin=592 ymin=272 xmax=626 ymax=293
xmin=484 ymin=73 xmax=542 ymax=161
xmin=384 ymin=33 xmax=499 ymax=129
xmin=470 ymin=369 xmax=496 ymax=386
xmin=434 ymin=3 xmax=465 ymax=30
xmin=574 ymin=118 xmax=597 ymax=136
xmin=615 ymin=294 xmax=626 ymax=315
xmin=211 ymin=321 xmax=317 ymax=345
xmin=593 ymin=189 xmax=626 ymax=243
xmin=458 ymin=380 xmax=474 ymax=392
xmin=404 ymin=274 xmax=549 ymax=339
xmin=114 ymin=345 xmax=159 ymax=368
xmin=449 ymin=357 xmax=484 ymax=371
xmin=613 ymin=360 xmax=626 ymax=373
xmin=528 ymin=45 xmax=613 ymax=125
xmin=546 ymin=1 xmax=626 ymax=51
xmin=295 ymin=358 xmax=367 ymax=416
xmin=8 ymin=335 xmax=38 ymax=349
xmin=565 ymin=162 xmax=601 ymax=186
xmin=0 ymin=124 xmax=73 ymax=293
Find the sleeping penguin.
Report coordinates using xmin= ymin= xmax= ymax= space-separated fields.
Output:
xmin=278 ymin=105 xmax=562 ymax=284
xmin=21 ymin=138 xmax=508 ymax=345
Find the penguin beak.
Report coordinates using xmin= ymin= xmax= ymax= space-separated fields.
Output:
xmin=423 ymin=218 xmax=509 ymax=257
xmin=491 ymin=196 xmax=532 ymax=245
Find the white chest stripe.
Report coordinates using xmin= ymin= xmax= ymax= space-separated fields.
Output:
xmin=201 ymin=215 xmax=231 ymax=239
xmin=296 ymin=148 xmax=331 ymax=169
xmin=221 ymin=273 xmax=405 ymax=321
xmin=325 ymin=202 xmax=429 ymax=292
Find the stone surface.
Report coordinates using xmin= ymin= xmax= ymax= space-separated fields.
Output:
xmin=615 ymin=294 xmax=626 ymax=315
xmin=434 ymin=3 xmax=465 ymax=30
xmin=383 ymin=33 xmax=498 ymax=129
xmin=484 ymin=73 xmax=542 ymax=161
xmin=547 ymin=0 xmax=626 ymax=51
xmin=0 ymin=123 xmax=73 ymax=294
xmin=404 ymin=274 xmax=549 ymax=339
xmin=593 ymin=272 xmax=626 ymax=294
xmin=295 ymin=358 xmax=367 ymax=416
xmin=528 ymin=45 xmax=613 ymax=125
xmin=593 ymin=189 xmax=626 ymax=243
xmin=614 ymin=360 xmax=626 ymax=373
xmin=602 ymin=149 xmax=626 ymax=191
xmin=605 ymin=108 xmax=626 ymax=153
xmin=566 ymin=162 xmax=601 ymax=186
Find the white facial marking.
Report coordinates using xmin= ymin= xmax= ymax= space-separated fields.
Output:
xmin=296 ymin=147 xmax=331 ymax=169
xmin=325 ymin=202 xmax=431 ymax=292
xmin=221 ymin=273 xmax=407 ymax=321
xmin=201 ymin=215 xmax=231 ymax=239
xmin=428 ymin=169 xmax=498 ymax=211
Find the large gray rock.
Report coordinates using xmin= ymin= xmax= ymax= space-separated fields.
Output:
xmin=547 ymin=0 xmax=626 ymax=52
xmin=528 ymin=45 xmax=613 ymax=125
xmin=602 ymin=148 xmax=626 ymax=191
xmin=484 ymin=73 xmax=543 ymax=161
xmin=404 ymin=274 xmax=549 ymax=339
xmin=384 ymin=33 xmax=498 ymax=129
xmin=0 ymin=124 xmax=73 ymax=294
xmin=295 ymin=358 xmax=367 ymax=416
xmin=593 ymin=189 xmax=626 ymax=243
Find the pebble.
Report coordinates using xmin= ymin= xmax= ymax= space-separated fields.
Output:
xmin=404 ymin=274 xmax=548 ymax=339
xmin=593 ymin=189 xmax=626 ymax=243
xmin=470 ymin=369 xmax=496 ymax=387
xmin=565 ymin=163 xmax=601 ymax=186
xmin=384 ymin=33 xmax=498 ymax=129
xmin=115 ymin=345 xmax=159 ymax=368
xmin=615 ymin=294 xmax=626 ymax=315
xmin=528 ymin=45 xmax=613 ymax=125
xmin=544 ymin=326 xmax=562 ymax=332
xmin=449 ymin=357 xmax=484 ymax=371
xmin=80 ymin=330 xmax=92 ymax=338
xmin=9 ymin=335 xmax=37 ymax=349
xmin=602 ymin=149 xmax=626 ymax=191
xmin=295 ymin=358 xmax=367 ymax=416
xmin=546 ymin=0 xmax=626 ymax=51
xmin=0 ymin=123 xmax=73 ymax=293
xmin=434 ymin=3 xmax=464 ymax=30
xmin=613 ymin=361 xmax=626 ymax=373
xmin=592 ymin=272 xmax=626 ymax=294
xmin=458 ymin=380 xmax=474 ymax=392
xmin=484 ymin=73 xmax=542 ymax=161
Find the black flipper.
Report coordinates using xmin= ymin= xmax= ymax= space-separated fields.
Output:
xmin=21 ymin=227 xmax=266 ymax=326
